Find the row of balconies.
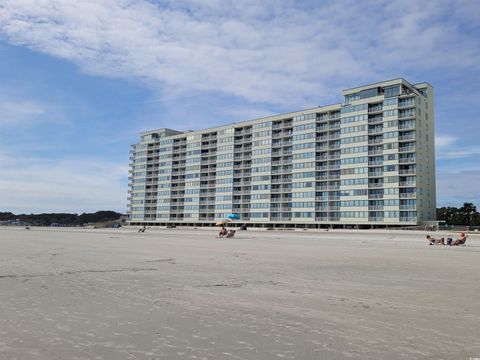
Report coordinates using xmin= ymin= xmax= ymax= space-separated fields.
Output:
xmin=137 ymin=212 xmax=418 ymax=223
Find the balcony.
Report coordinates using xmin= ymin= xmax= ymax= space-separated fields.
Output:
xmin=398 ymin=123 xmax=415 ymax=130
xmin=368 ymin=217 xmax=384 ymax=221
xmin=368 ymin=183 xmax=384 ymax=188
xmin=400 ymin=205 xmax=416 ymax=210
xmin=368 ymin=205 xmax=384 ymax=210
xmin=368 ymin=128 xmax=383 ymax=135
xmin=400 ymin=217 xmax=417 ymax=222
xmin=399 ymin=169 xmax=416 ymax=175
xmin=399 ymin=193 xmax=416 ymax=198
xmin=368 ymin=117 xmax=383 ymax=124
xmin=399 ymin=158 xmax=416 ymax=164
xmin=368 ymin=106 xmax=383 ymax=113
xmin=398 ymin=112 xmax=415 ymax=119
xmin=398 ymin=146 xmax=415 ymax=153
xmin=399 ymin=182 xmax=416 ymax=187
xmin=398 ymin=135 xmax=415 ymax=141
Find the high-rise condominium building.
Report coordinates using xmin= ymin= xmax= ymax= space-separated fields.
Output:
xmin=128 ymin=78 xmax=435 ymax=228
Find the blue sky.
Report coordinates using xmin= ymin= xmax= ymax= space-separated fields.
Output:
xmin=0 ymin=0 xmax=479 ymax=213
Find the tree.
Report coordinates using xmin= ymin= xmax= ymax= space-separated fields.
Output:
xmin=437 ymin=203 xmax=480 ymax=226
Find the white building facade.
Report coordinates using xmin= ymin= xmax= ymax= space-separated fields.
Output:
xmin=128 ymin=78 xmax=436 ymax=228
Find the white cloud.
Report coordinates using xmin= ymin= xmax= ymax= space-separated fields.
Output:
xmin=0 ymin=0 xmax=478 ymax=107
xmin=0 ymin=95 xmax=69 ymax=128
xmin=435 ymin=134 xmax=480 ymax=160
xmin=0 ymin=150 xmax=128 ymax=213
xmin=435 ymin=134 xmax=457 ymax=148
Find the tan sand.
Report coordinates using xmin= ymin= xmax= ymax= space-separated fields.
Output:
xmin=0 ymin=227 xmax=479 ymax=360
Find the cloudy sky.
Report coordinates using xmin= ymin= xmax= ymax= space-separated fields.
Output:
xmin=0 ymin=0 xmax=479 ymax=213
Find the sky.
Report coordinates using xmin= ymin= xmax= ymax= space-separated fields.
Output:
xmin=0 ymin=0 xmax=479 ymax=214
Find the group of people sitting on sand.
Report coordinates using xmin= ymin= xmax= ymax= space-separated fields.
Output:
xmin=219 ymin=226 xmax=235 ymax=238
xmin=426 ymin=232 xmax=467 ymax=246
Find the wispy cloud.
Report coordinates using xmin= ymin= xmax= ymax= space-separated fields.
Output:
xmin=435 ymin=134 xmax=480 ymax=160
xmin=435 ymin=135 xmax=457 ymax=148
xmin=0 ymin=95 xmax=68 ymax=128
xmin=1 ymin=0 xmax=478 ymax=107
xmin=0 ymin=150 xmax=128 ymax=213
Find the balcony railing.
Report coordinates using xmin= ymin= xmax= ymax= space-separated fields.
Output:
xmin=368 ymin=117 xmax=383 ymax=124
xmin=368 ymin=106 xmax=383 ymax=113
xmin=400 ymin=217 xmax=417 ymax=222
xmin=399 ymin=205 xmax=416 ymax=210
xmin=399 ymin=158 xmax=416 ymax=164
xmin=398 ymin=135 xmax=415 ymax=141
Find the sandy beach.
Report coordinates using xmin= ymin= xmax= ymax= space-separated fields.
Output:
xmin=0 ymin=227 xmax=479 ymax=360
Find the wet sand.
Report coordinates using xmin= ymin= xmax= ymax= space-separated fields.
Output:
xmin=0 ymin=227 xmax=479 ymax=360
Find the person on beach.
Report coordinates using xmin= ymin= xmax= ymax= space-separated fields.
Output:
xmin=426 ymin=235 xmax=445 ymax=245
xmin=451 ymin=232 xmax=467 ymax=246
xmin=219 ymin=226 xmax=227 ymax=238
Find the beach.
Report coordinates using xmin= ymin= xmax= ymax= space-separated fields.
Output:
xmin=0 ymin=227 xmax=479 ymax=360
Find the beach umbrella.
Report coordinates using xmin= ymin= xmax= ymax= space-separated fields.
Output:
xmin=215 ymin=219 xmax=232 ymax=226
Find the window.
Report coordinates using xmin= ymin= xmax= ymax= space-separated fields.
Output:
xmin=384 ymin=85 xmax=400 ymax=98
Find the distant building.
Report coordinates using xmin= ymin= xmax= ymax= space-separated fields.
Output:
xmin=128 ymin=78 xmax=435 ymax=228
